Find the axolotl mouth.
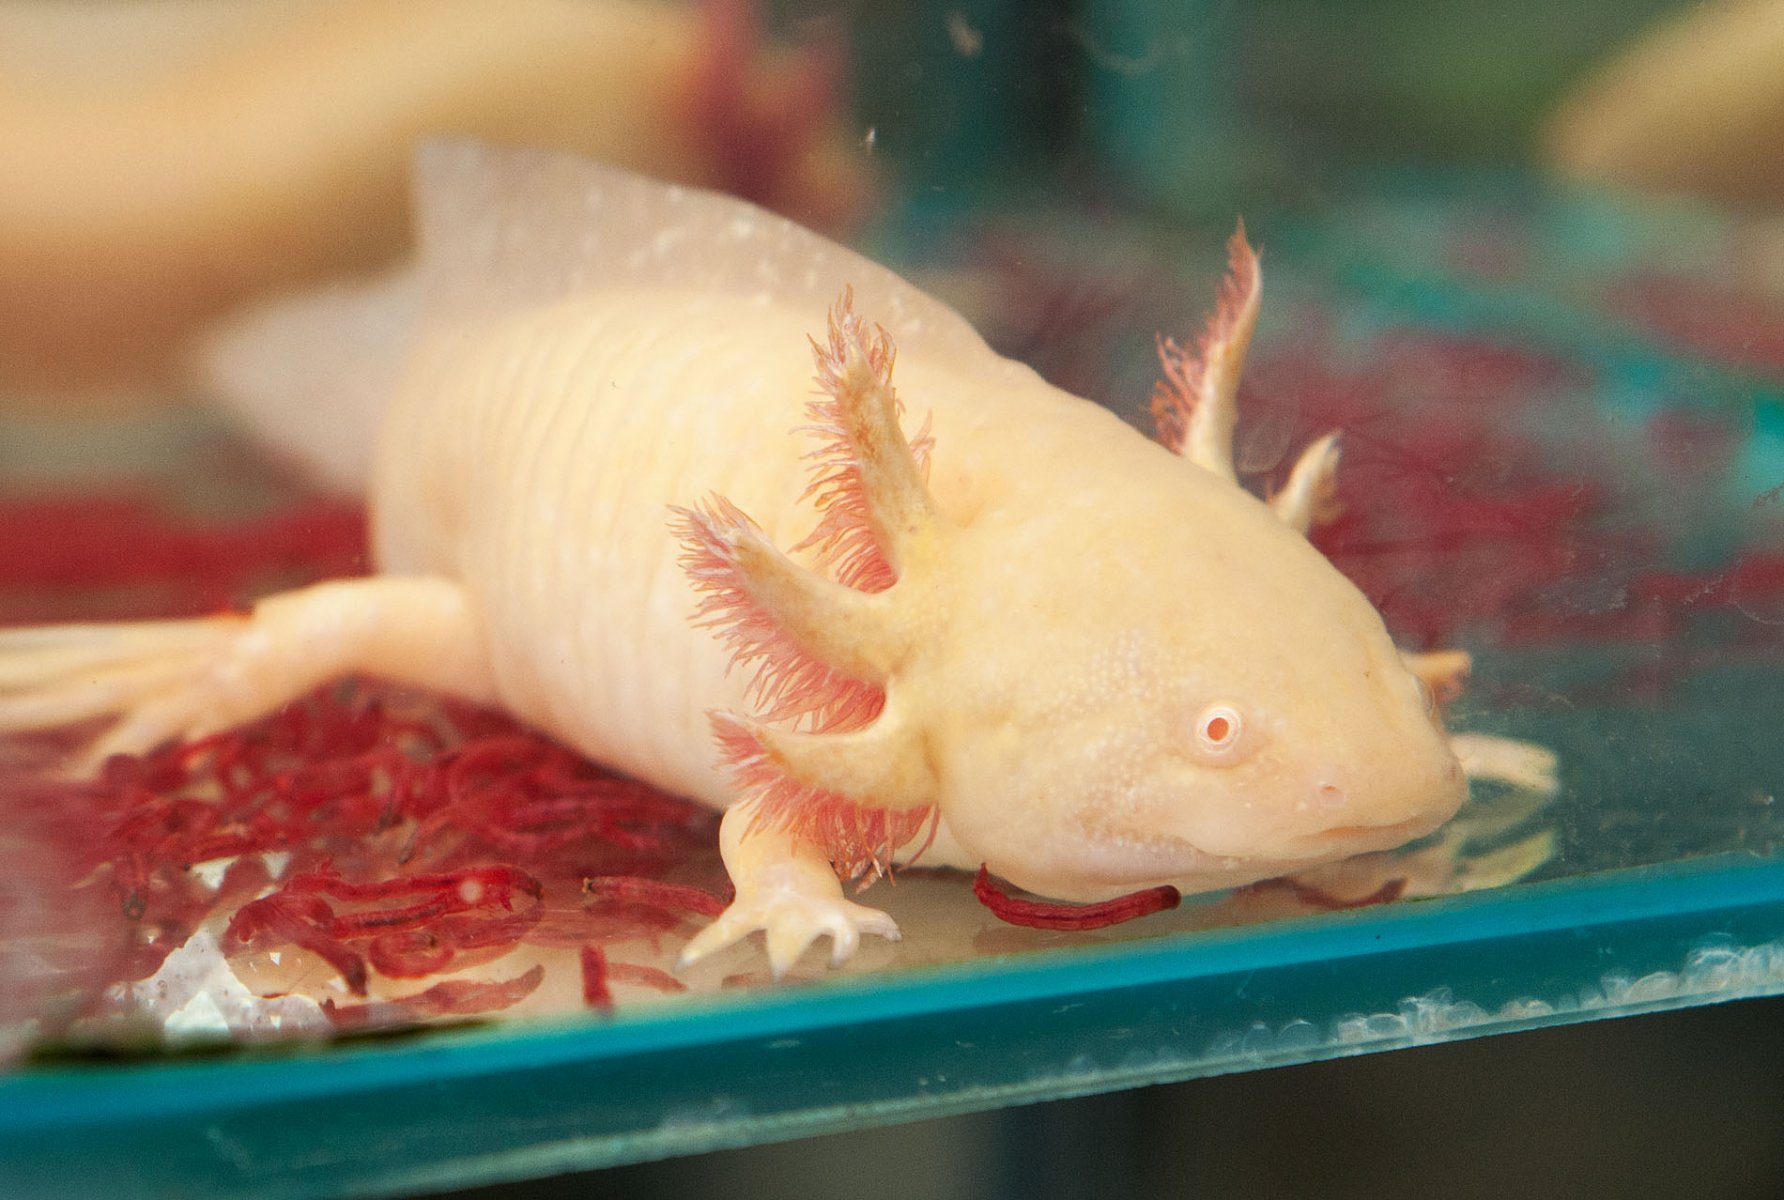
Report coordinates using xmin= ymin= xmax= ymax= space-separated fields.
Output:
xmin=1042 ymin=797 xmax=1460 ymax=902
xmin=1297 ymin=815 xmax=1441 ymax=849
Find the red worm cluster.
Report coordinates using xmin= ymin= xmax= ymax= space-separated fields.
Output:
xmin=0 ymin=491 xmax=724 ymax=1028
xmin=19 ymin=681 xmax=724 ymax=1022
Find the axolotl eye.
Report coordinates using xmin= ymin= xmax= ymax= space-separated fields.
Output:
xmin=1191 ymin=703 xmax=1248 ymax=765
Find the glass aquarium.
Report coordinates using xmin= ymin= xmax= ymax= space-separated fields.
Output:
xmin=0 ymin=2 xmax=1780 ymax=1197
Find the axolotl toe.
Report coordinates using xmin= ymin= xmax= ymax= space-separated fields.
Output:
xmin=0 ymin=143 xmax=1549 ymax=979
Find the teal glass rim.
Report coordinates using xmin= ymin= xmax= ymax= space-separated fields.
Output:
xmin=4 ymin=847 xmax=1781 ymax=1137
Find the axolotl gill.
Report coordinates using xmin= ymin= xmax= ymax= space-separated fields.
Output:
xmin=0 ymin=143 xmax=1546 ymax=976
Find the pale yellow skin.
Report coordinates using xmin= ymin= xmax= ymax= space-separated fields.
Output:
xmin=0 ymin=145 xmax=1538 ymax=976
xmin=1545 ymin=0 xmax=1784 ymax=207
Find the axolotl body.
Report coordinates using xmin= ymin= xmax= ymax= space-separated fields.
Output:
xmin=0 ymin=143 xmax=1534 ymax=975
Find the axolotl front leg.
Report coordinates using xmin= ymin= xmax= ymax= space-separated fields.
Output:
xmin=678 ymin=798 xmax=902 ymax=975
xmin=673 ymin=291 xmax=956 ymax=975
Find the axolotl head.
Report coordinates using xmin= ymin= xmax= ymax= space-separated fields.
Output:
xmin=682 ymin=295 xmax=1466 ymax=905
xmin=911 ymin=417 xmax=1467 ymax=903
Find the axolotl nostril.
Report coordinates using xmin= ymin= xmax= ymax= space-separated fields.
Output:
xmin=0 ymin=142 xmax=1553 ymax=978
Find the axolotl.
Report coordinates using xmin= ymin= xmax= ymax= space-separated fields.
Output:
xmin=0 ymin=143 xmax=1549 ymax=976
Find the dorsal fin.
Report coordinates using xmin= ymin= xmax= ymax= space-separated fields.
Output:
xmin=412 ymin=140 xmax=1025 ymax=384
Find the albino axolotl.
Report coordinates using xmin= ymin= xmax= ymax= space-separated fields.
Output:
xmin=0 ymin=143 xmax=1551 ymax=976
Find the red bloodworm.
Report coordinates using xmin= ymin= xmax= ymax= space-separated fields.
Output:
xmin=580 ymin=945 xmax=613 ymax=1010
xmin=604 ymin=962 xmax=688 ymax=993
xmin=406 ymin=964 xmax=545 ymax=1015
xmin=328 ymin=895 xmax=455 ymax=937
xmin=501 ymin=795 xmax=604 ymax=825
xmin=433 ymin=908 xmax=541 ymax=951
xmin=526 ymin=903 xmax=685 ymax=947
xmin=447 ymin=735 xmax=552 ymax=778
xmin=581 ymin=876 xmax=728 ymax=918
xmin=225 ymin=891 xmax=334 ymax=940
xmin=225 ymin=892 xmax=381 ymax=992
xmin=287 ymin=863 xmax=541 ymax=907
xmin=582 ymin=826 xmax=671 ymax=853
xmin=473 ymin=825 xmax=583 ymax=859
xmin=327 ymin=964 xmax=546 ymax=1027
xmin=972 ymin=866 xmax=1181 ymax=931
xmin=455 ymin=865 xmax=545 ymax=907
xmin=185 ymin=829 xmax=268 ymax=864
xmin=254 ymin=923 xmax=368 ymax=995
xmin=366 ymin=931 xmax=455 ymax=979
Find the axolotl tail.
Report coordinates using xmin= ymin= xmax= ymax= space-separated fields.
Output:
xmin=196 ymin=266 xmax=421 ymax=496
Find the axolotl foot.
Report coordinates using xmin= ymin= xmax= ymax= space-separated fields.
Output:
xmin=677 ymin=798 xmax=901 ymax=978
xmin=678 ymin=887 xmax=900 ymax=979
